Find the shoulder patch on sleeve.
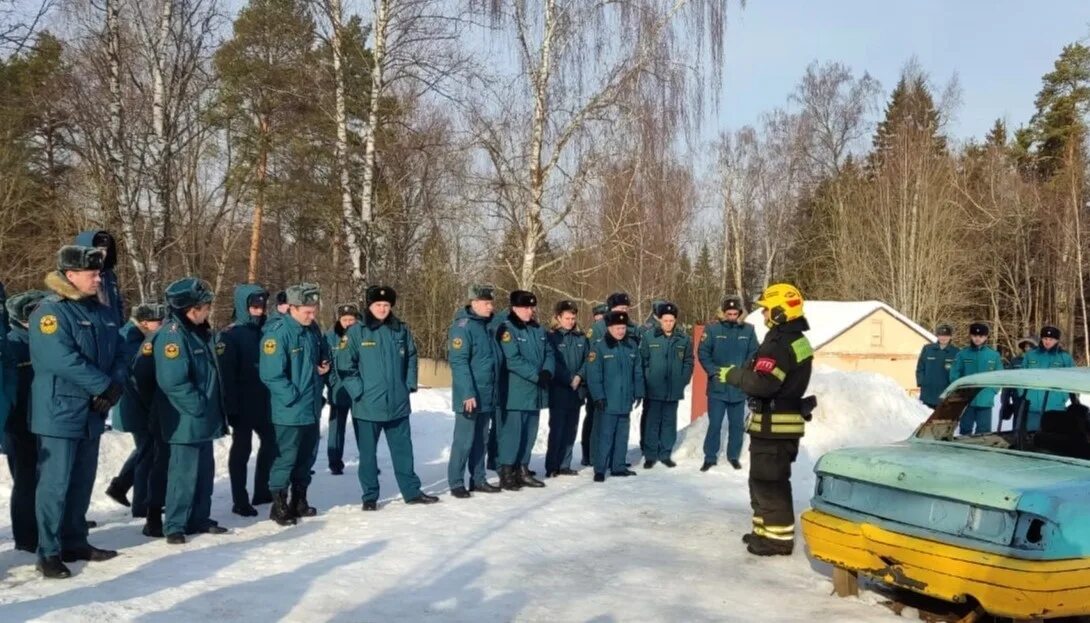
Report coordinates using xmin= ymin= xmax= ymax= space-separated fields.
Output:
xmin=451 ymin=337 xmax=463 ymax=350
xmin=754 ymin=357 xmax=777 ymax=374
xmin=586 ymin=328 xmax=594 ymax=339
xmin=587 ymin=351 xmax=596 ymax=362
xmin=263 ymin=338 xmax=277 ymax=355
xmin=164 ymin=343 xmax=180 ymax=359
xmin=39 ymin=314 xmax=58 ymax=335
xmin=141 ymin=342 xmax=154 ymax=357
xmin=501 ymin=331 xmax=512 ymax=343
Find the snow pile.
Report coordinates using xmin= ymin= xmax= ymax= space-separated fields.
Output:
xmin=673 ymin=367 xmax=930 ymax=470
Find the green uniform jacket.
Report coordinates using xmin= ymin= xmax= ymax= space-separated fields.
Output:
xmin=0 ymin=282 xmax=12 ymax=432
xmin=217 ymin=285 xmax=271 ymax=428
xmin=498 ymin=313 xmax=555 ymax=411
xmin=640 ymin=327 xmax=694 ymax=401
xmin=950 ymin=344 xmax=1005 ymax=409
xmin=260 ymin=312 xmax=328 ymax=426
xmin=29 ymin=272 xmax=127 ymax=439
xmin=325 ymin=323 xmax=360 ymax=410
xmin=915 ymin=342 xmax=959 ymax=407
xmin=724 ymin=317 xmax=813 ymax=440
xmin=152 ymin=313 xmax=226 ymax=444
xmin=1022 ymin=345 xmax=1075 ymax=413
xmin=586 ymin=334 xmax=644 ymax=413
xmin=698 ymin=319 xmax=758 ymax=403
xmin=346 ymin=312 xmax=416 ymax=422
xmin=113 ymin=320 xmax=150 ymax=433
xmin=547 ymin=326 xmax=589 ymax=411
xmin=5 ymin=323 xmax=32 ymax=435
xmin=448 ymin=306 xmax=503 ymax=413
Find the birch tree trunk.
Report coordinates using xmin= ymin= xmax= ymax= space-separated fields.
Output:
xmin=247 ymin=115 xmax=269 ymax=282
xmin=328 ymin=0 xmax=365 ymax=295
xmin=148 ymin=0 xmax=172 ymax=294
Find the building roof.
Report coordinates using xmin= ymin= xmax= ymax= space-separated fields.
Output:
xmin=744 ymin=300 xmax=936 ymax=350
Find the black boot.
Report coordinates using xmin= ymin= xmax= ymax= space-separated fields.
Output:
xmin=143 ymin=508 xmax=164 ymax=538
xmin=643 ymin=460 xmax=656 ymax=469
xmin=233 ymin=503 xmax=258 ymax=517
xmin=729 ymin=459 xmax=743 ymax=470
xmin=291 ymin=485 xmax=317 ymax=517
xmin=611 ymin=469 xmax=637 ymax=477
xmin=406 ymin=493 xmax=440 ymax=505
xmin=700 ymin=461 xmax=715 ymax=472
xmin=61 ymin=546 xmax=118 ymax=562
xmin=269 ymin=489 xmax=297 ymax=526
xmin=517 ymin=465 xmax=545 ymax=488
xmin=661 ymin=458 xmax=677 ymax=468
xmin=37 ymin=556 xmax=71 ymax=579
xmin=105 ymin=478 xmax=131 ymax=507
xmin=557 ymin=468 xmax=579 ymax=476
xmin=593 ymin=472 xmax=605 ymax=482
xmin=469 ymin=480 xmax=502 ymax=493
xmin=362 ymin=500 xmax=378 ymax=511
xmin=746 ymin=535 xmax=794 ymax=557
xmin=451 ymin=487 xmax=471 ymax=499
xmin=499 ymin=466 xmax=522 ymax=491
xmin=166 ymin=533 xmax=186 ymax=545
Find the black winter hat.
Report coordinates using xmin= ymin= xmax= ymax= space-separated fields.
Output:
xmin=165 ymin=277 xmax=215 ymax=310
xmin=510 ymin=290 xmax=537 ymax=307
xmin=246 ymin=291 xmax=269 ymax=309
xmin=720 ymin=295 xmax=744 ymax=312
xmin=275 ymin=290 xmax=288 ymax=305
xmin=1040 ymin=325 xmax=1061 ymax=340
xmin=605 ymin=310 xmax=630 ymax=327
xmin=656 ymin=302 xmax=679 ymax=318
xmin=57 ymin=245 xmax=105 ymax=272
xmin=554 ymin=299 xmax=578 ymax=316
xmin=366 ymin=285 xmax=396 ymax=306
xmin=337 ymin=303 xmax=360 ymax=317
xmin=133 ymin=303 xmax=167 ymax=322
xmin=6 ymin=290 xmax=49 ymax=326
xmin=468 ymin=284 xmax=496 ymax=301
xmin=968 ymin=322 xmax=990 ymax=337
xmin=606 ymin=292 xmax=631 ymax=308
xmin=935 ymin=323 xmax=953 ymax=337
xmin=592 ymin=303 xmax=609 ymax=317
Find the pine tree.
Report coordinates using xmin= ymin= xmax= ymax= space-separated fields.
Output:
xmin=869 ymin=75 xmax=946 ymax=170
xmin=1026 ymin=43 xmax=1090 ymax=179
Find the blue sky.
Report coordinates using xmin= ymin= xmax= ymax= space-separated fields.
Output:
xmin=719 ymin=0 xmax=1090 ymax=141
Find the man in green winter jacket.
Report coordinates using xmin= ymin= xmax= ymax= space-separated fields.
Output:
xmin=218 ymin=284 xmax=275 ymax=517
xmin=4 ymin=289 xmax=49 ymax=553
xmin=105 ymin=303 xmax=166 ymax=517
xmin=347 ymin=285 xmax=438 ymax=509
xmin=154 ymin=278 xmax=228 ymax=544
xmin=260 ymin=283 xmax=330 ymax=525
xmin=447 ymin=285 xmax=504 ymax=498
xmin=324 ymin=303 xmax=361 ymax=475
xmin=639 ymin=302 xmax=693 ymax=468
xmin=496 ymin=290 xmax=556 ymax=490
xmin=544 ymin=300 xmax=588 ymax=478
xmin=697 ymin=295 xmax=758 ymax=471
xmin=580 ymin=302 xmax=610 ymax=466
xmin=586 ymin=311 xmax=644 ymax=481
xmin=915 ymin=323 xmax=958 ymax=409
xmin=1021 ymin=325 xmax=1075 ymax=430
xmin=30 ymin=246 xmax=127 ymax=578
xmin=949 ymin=322 xmax=1005 ymax=435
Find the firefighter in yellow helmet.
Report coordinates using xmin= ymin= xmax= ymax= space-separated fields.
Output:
xmin=717 ymin=283 xmax=815 ymax=556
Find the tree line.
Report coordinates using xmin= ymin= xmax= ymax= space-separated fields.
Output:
xmin=0 ymin=1 xmax=1088 ymax=364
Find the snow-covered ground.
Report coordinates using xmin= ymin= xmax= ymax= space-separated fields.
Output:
xmin=0 ymin=367 xmax=929 ymax=622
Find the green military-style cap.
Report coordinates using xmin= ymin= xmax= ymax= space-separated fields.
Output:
xmin=468 ymin=284 xmax=496 ymax=301
xmin=6 ymin=289 xmax=49 ymax=326
xmin=286 ymin=283 xmax=321 ymax=306
xmin=592 ymin=303 xmax=609 ymax=316
xmin=57 ymin=245 xmax=106 ymax=272
xmin=165 ymin=277 xmax=215 ymax=310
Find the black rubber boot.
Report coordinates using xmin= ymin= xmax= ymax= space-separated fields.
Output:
xmin=37 ymin=556 xmax=71 ymax=579
xmin=517 ymin=465 xmax=545 ymax=488
xmin=499 ymin=466 xmax=522 ymax=491
xmin=270 ymin=489 xmax=297 ymax=526
xmin=291 ymin=485 xmax=317 ymax=517
xmin=746 ymin=535 xmax=793 ymax=556
xmin=105 ymin=478 xmax=131 ymax=507
xmin=143 ymin=508 xmax=164 ymax=538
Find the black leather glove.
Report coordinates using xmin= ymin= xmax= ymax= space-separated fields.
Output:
xmin=102 ymin=382 xmax=124 ymax=408
xmin=537 ymin=370 xmax=553 ymax=387
xmin=91 ymin=396 xmax=112 ymax=415
xmin=595 ymin=399 xmax=606 ymax=412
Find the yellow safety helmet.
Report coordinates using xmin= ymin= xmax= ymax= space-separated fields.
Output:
xmin=755 ymin=283 xmax=804 ymax=325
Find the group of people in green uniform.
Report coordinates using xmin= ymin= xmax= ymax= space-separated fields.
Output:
xmin=915 ymin=321 xmax=1075 ymax=435
xmin=1 ymin=231 xmax=822 ymax=579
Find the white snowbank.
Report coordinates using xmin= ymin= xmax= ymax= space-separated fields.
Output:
xmin=0 ymin=368 xmax=922 ymax=621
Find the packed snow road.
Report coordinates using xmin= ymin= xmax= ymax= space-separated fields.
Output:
xmin=0 ymin=370 xmax=926 ymax=622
